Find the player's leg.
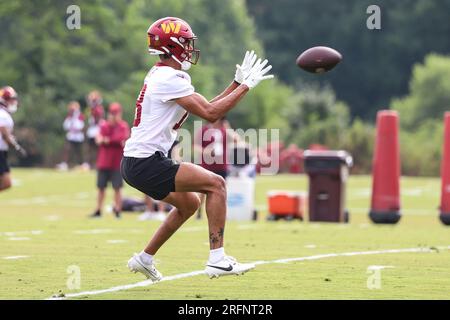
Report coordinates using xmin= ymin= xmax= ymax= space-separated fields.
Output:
xmin=111 ymin=170 xmax=123 ymax=218
xmin=123 ymin=156 xmax=253 ymax=279
xmin=0 ymin=152 xmax=12 ymax=192
xmin=172 ymin=162 xmax=255 ymax=278
xmin=143 ymin=191 xmax=200 ymax=254
xmin=173 ymin=162 xmax=227 ymax=249
xmin=0 ymin=172 xmax=12 ymax=191
xmin=196 ymin=193 xmax=206 ymax=219
xmin=75 ymin=142 xmax=83 ymax=167
xmin=90 ymin=170 xmax=107 ymax=218
xmin=128 ymin=191 xmax=200 ymax=281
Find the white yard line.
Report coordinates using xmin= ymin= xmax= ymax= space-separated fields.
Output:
xmin=0 ymin=230 xmax=43 ymax=237
xmin=74 ymin=229 xmax=113 ymax=235
xmin=49 ymin=245 xmax=450 ymax=300
xmin=106 ymin=240 xmax=128 ymax=244
xmin=2 ymin=255 xmax=29 ymax=260
xmin=7 ymin=237 xmax=31 ymax=241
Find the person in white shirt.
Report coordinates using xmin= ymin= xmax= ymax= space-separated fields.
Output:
xmin=122 ymin=17 xmax=273 ymax=281
xmin=57 ymin=101 xmax=85 ymax=170
xmin=0 ymin=86 xmax=26 ymax=192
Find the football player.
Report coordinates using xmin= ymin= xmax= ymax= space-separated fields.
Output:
xmin=122 ymin=17 xmax=273 ymax=280
xmin=0 ymin=86 xmax=26 ymax=192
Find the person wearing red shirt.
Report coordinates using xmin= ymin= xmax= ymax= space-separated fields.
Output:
xmin=197 ymin=118 xmax=229 ymax=178
xmin=280 ymin=144 xmax=304 ymax=174
xmin=194 ymin=117 xmax=240 ymax=219
xmin=90 ymin=102 xmax=130 ymax=219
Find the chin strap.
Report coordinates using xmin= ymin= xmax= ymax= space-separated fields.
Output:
xmin=156 ymin=47 xmax=191 ymax=70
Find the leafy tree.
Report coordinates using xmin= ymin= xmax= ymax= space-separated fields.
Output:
xmin=0 ymin=0 xmax=287 ymax=165
xmin=281 ymin=85 xmax=350 ymax=147
xmin=341 ymin=119 xmax=374 ymax=173
xmin=399 ymin=119 xmax=443 ymax=176
xmin=247 ymin=0 xmax=450 ymax=119
xmin=392 ymin=54 xmax=450 ymax=129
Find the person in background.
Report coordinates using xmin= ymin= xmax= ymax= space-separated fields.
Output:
xmin=279 ymin=143 xmax=304 ymax=174
xmin=85 ymin=90 xmax=105 ymax=169
xmin=228 ymin=141 xmax=257 ymax=178
xmin=0 ymin=86 xmax=27 ymax=192
xmin=138 ymin=195 xmax=167 ymax=221
xmin=90 ymin=102 xmax=130 ymax=219
xmin=57 ymin=101 xmax=85 ymax=170
xmin=194 ymin=117 xmax=239 ymax=219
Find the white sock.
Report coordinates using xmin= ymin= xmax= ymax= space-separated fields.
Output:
xmin=139 ymin=251 xmax=153 ymax=265
xmin=209 ymin=247 xmax=225 ymax=263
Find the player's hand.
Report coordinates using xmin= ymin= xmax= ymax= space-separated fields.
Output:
xmin=15 ymin=145 xmax=27 ymax=158
xmin=234 ymin=50 xmax=258 ymax=84
xmin=242 ymin=58 xmax=274 ymax=90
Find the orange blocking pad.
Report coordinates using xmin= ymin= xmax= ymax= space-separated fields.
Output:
xmin=267 ymin=191 xmax=306 ymax=220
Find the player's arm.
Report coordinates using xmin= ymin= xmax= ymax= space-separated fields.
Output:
xmin=95 ymin=125 xmax=108 ymax=145
xmin=176 ymin=85 xmax=249 ymax=123
xmin=0 ymin=126 xmax=26 ymax=157
xmin=209 ymin=81 xmax=239 ymax=103
xmin=177 ymin=58 xmax=273 ymax=123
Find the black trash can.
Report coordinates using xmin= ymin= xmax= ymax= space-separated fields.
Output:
xmin=303 ymin=150 xmax=353 ymax=223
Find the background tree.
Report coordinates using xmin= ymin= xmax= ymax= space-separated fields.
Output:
xmin=0 ymin=0 xmax=288 ymax=165
xmin=247 ymin=0 xmax=450 ymax=119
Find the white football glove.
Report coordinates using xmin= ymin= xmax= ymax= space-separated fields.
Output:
xmin=234 ymin=50 xmax=258 ymax=84
xmin=242 ymin=58 xmax=274 ymax=89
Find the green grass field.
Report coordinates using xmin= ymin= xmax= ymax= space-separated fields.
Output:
xmin=0 ymin=169 xmax=449 ymax=300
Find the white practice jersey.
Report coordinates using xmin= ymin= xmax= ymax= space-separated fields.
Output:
xmin=123 ymin=64 xmax=194 ymax=158
xmin=0 ymin=107 xmax=14 ymax=151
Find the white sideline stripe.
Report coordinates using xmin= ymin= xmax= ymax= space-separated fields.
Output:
xmin=74 ymin=229 xmax=113 ymax=235
xmin=367 ymin=265 xmax=395 ymax=270
xmin=2 ymin=255 xmax=29 ymax=260
xmin=49 ymin=270 xmax=205 ymax=300
xmin=0 ymin=230 xmax=43 ymax=236
xmin=49 ymin=245 xmax=450 ymax=300
xmin=107 ymin=240 xmax=128 ymax=244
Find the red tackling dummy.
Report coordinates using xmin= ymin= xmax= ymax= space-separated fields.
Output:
xmin=369 ymin=110 xmax=401 ymax=224
xmin=440 ymin=112 xmax=450 ymax=225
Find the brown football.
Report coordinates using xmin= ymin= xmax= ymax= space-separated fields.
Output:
xmin=296 ymin=46 xmax=342 ymax=74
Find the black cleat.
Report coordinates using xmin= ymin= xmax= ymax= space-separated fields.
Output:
xmin=89 ymin=210 xmax=101 ymax=218
xmin=113 ymin=208 xmax=121 ymax=219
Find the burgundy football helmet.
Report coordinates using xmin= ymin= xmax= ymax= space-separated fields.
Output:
xmin=147 ymin=17 xmax=200 ymax=70
xmin=0 ymin=86 xmax=18 ymax=113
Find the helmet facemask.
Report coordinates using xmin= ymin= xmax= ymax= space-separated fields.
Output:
xmin=7 ymin=100 xmax=18 ymax=113
xmin=165 ymin=36 xmax=199 ymax=70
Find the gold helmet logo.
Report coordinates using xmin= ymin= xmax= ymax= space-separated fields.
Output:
xmin=160 ymin=22 xmax=181 ymax=34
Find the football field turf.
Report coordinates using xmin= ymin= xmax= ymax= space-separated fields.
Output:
xmin=0 ymin=169 xmax=449 ymax=300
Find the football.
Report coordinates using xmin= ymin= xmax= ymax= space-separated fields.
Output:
xmin=296 ymin=46 xmax=342 ymax=73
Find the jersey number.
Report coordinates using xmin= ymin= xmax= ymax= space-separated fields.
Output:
xmin=133 ymin=84 xmax=147 ymax=127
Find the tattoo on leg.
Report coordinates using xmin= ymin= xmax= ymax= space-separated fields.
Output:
xmin=209 ymin=232 xmax=219 ymax=245
xmin=209 ymin=228 xmax=225 ymax=246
